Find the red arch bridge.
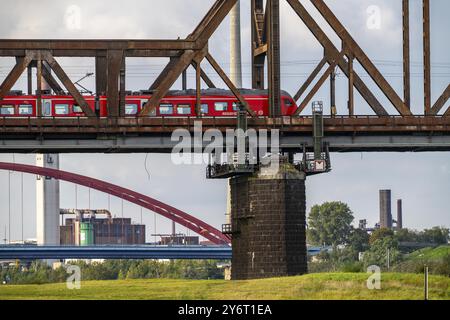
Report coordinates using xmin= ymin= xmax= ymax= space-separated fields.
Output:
xmin=0 ymin=162 xmax=230 ymax=246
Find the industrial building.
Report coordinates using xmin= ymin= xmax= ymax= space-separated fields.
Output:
xmin=59 ymin=209 xmax=145 ymax=246
xmin=153 ymin=222 xmax=200 ymax=245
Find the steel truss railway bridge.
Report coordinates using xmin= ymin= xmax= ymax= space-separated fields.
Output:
xmin=0 ymin=0 xmax=448 ymax=277
xmin=0 ymin=0 xmax=447 ymax=154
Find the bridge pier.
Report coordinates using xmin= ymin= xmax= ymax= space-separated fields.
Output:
xmin=229 ymin=162 xmax=307 ymax=280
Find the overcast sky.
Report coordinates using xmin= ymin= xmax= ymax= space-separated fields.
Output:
xmin=0 ymin=0 xmax=449 ymax=243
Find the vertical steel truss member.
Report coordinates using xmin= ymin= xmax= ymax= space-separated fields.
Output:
xmin=423 ymin=0 xmax=431 ymax=115
xmin=191 ymin=60 xmax=216 ymax=89
xmin=27 ymin=64 xmax=33 ymax=95
xmin=195 ymin=57 xmax=202 ymax=116
xmin=403 ymin=0 xmax=411 ymax=110
xmin=267 ymin=0 xmax=281 ymax=117
xmin=107 ymin=50 xmax=124 ymax=118
xmin=347 ymin=50 xmax=354 ymax=116
xmin=95 ymin=56 xmax=107 ymax=95
xmin=36 ymin=58 xmax=42 ymax=116
xmin=251 ymin=0 xmax=265 ymax=89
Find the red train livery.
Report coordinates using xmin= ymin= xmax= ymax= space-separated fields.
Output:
xmin=0 ymin=89 xmax=298 ymax=117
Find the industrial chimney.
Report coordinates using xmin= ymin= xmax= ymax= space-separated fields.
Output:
xmin=230 ymin=1 xmax=242 ymax=88
xmin=379 ymin=190 xmax=392 ymax=229
xmin=397 ymin=199 xmax=403 ymax=229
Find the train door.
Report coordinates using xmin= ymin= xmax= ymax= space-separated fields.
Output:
xmin=42 ymin=99 xmax=52 ymax=117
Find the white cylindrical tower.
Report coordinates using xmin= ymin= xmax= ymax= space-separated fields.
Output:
xmin=36 ymin=154 xmax=60 ymax=245
xmin=230 ymin=1 xmax=242 ymax=88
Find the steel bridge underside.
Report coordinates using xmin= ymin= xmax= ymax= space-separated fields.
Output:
xmin=1 ymin=116 xmax=450 ymax=153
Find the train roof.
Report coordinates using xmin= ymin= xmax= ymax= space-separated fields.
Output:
xmin=145 ymin=88 xmax=294 ymax=98
xmin=5 ymin=88 xmax=294 ymax=99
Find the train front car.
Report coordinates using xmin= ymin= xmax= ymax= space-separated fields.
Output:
xmin=0 ymin=93 xmax=37 ymax=117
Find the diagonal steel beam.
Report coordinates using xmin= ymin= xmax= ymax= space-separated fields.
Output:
xmin=191 ymin=0 xmax=238 ymax=46
xmin=205 ymin=53 xmax=256 ymax=117
xmin=149 ymin=57 xmax=179 ymax=91
xmin=286 ymin=0 xmax=388 ymax=116
xmin=445 ymin=107 xmax=450 ymax=117
xmin=311 ymin=0 xmax=412 ymax=116
xmin=140 ymin=50 xmax=200 ymax=116
xmin=431 ymin=84 xmax=450 ymax=115
xmin=149 ymin=58 xmax=216 ymax=91
xmin=191 ymin=60 xmax=216 ymax=89
xmin=294 ymin=50 xmax=345 ymax=115
xmin=42 ymin=51 xmax=95 ymax=117
xmin=42 ymin=61 xmax=64 ymax=94
xmin=0 ymin=52 xmax=34 ymax=100
xmin=140 ymin=1 xmax=236 ymax=117
xmin=294 ymin=55 xmax=328 ymax=102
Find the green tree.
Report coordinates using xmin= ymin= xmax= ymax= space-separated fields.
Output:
xmin=363 ymin=236 xmax=401 ymax=270
xmin=421 ymin=227 xmax=449 ymax=244
xmin=369 ymin=228 xmax=394 ymax=245
xmin=395 ymin=228 xmax=420 ymax=243
xmin=307 ymin=202 xmax=354 ymax=246
xmin=348 ymin=227 xmax=370 ymax=252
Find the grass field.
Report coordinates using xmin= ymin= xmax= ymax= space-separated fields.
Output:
xmin=407 ymin=245 xmax=450 ymax=261
xmin=0 ymin=273 xmax=449 ymax=300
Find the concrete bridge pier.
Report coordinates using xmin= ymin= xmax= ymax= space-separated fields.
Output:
xmin=229 ymin=162 xmax=307 ymax=280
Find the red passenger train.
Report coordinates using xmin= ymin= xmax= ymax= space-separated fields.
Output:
xmin=0 ymin=89 xmax=298 ymax=117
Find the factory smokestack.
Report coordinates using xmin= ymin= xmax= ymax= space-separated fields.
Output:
xmin=397 ymin=199 xmax=403 ymax=229
xmin=379 ymin=190 xmax=392 ymax=229
xmin=230 ymin=1 xmax=242 ymax=88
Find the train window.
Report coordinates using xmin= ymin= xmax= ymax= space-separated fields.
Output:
xmin=159 ymin=103 xmax=173 ymax=115
xmin=201 ymin=104 xmax=209 ymax=114
xmin=19 ymin=104 xmax=33 ymax=115
xmin=214 ymin=102 xmax=228 ymax=111
xmin=0 ymin=105 xmax=15 ymax=115
xmin=55 ymin=104 xmax=69 ymax=115
xmin=232 ymin=102 xmax=244 ymax=111
xmin=284 ymin=99 xmax=293 ymax=107
xmin=177 ymin=104 xmax=191 ymax=115
xmin=73 ymin=105 xmax=83 ymax=113
xmin=125 ymin=104 xmax=138 ymax=115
